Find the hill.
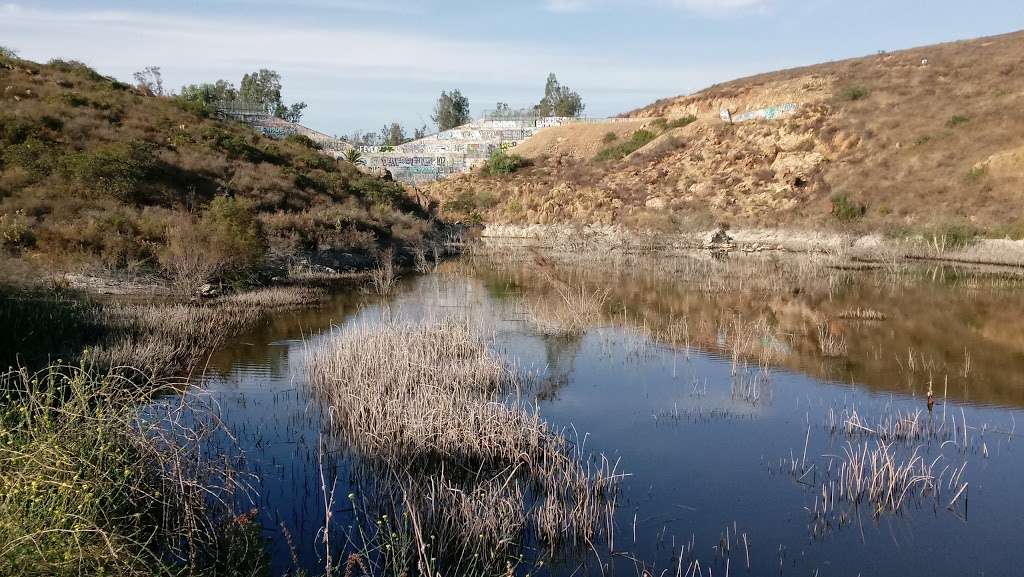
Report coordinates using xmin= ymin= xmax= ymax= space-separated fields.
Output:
xmin=0 ymin=51 xmax=434 ymax=292
xmin=429 ymin=30 xmax=1024 ymax=240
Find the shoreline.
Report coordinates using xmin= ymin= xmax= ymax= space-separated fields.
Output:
xmin=477 ymin=223 xmax=1024 ymax=270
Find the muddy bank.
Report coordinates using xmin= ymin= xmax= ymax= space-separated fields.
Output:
xmin=479 ymin=223 xmax=1024 ymax=268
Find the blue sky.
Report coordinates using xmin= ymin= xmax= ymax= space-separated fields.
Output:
xmin=2 ymin=1 xmax=1022 ymax=137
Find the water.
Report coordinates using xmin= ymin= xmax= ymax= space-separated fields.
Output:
xmin=200 ymin=257 xmax=1024 ymax=576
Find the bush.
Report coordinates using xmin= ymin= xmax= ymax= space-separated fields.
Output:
xmin=46 ymin=59 xmax=105 ymax=82
xmin=601 ymin=131 xmax=618 ymax=144
xmin=483 ymin=150 xmax=527 ymax=175
xmin=61 ymin=141 xmax=156 ymax=201
xmin=285 ymin=133 xmax=322 ymax=150
xmin=965 ymin=165 xmax=987 ymax=184
xmin=0 ymin=211 xmax=35 ymax=250
xmin=594 ymin=129 xmax=657 ymax=161
xmin=840 ymin=86 xmax=870 ymax=101
xmin=203 ymin=196 xmax=265 ymax=275
xmin=666 ymin=114 xmax=698 ymax=129
xmin=2 ymin=138 xmax=57 ymax=177
xmin=926 ymin=224 xmax=977 ymax=250
xmin=831 ymin=194 xmax=866 ymax=222
xmin=946 ymin=115 xmax=970 ymax=128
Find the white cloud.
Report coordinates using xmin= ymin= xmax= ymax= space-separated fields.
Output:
xmin=669 ymin=0 xmax=769 ymax=16
xmin=544 ymin=0 xmax=593 ymax=13
xmin=543 ymin=0 xmax=769 ymax=16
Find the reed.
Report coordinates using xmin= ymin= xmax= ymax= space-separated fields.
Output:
xmin=305 ymin=319 xmax=622 ymax=574
xmin=526 ymin=283 xmax=610 ymax=337
xmin=219 ymin=285 xmax=327 ymax=310
xmin=82 ymin=301 xmax=262 ymax=378
xmin=369 ymin=250 xmax=398 ymax=296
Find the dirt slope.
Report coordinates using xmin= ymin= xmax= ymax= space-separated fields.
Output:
xmin=430 ymin=30 xmax=1024 ymax=238
xmin=511 ymin=120 xmax=653 ymax=161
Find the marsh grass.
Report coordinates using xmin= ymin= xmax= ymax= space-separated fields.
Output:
xmin=83 ymin=302 xmax=262 ymax=378
xmin=526 ymin=283 xmax=610 ymax=337
xmin=219 ymin=285 xmax=327 ymax=310
xmin=0 ymin=365 xmax=264 ymax=576
xmin=369 ymin=250 xmax=398 ymax=296
xmin=305 ymin=319 xmax=622 ymax=575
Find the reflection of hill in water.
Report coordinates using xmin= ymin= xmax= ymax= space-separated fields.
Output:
xmin=467 ymin=258 xmax=1024 ymax=408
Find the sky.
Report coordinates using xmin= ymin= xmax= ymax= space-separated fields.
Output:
xmin=2 ymin=1 xmax=1023 ymax=137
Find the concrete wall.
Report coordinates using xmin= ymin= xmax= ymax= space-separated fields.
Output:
xmin=360 ymin=117 xmax=610 ymax=185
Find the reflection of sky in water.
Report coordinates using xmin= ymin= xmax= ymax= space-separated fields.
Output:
xmin=200 ymin=270 xmax=1024 ymax=577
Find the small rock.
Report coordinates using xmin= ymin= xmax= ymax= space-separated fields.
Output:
xmin=198 ymin=283 xmax=220 ymax=298
xmin=645 ymin=196 xmax=668 ymax=210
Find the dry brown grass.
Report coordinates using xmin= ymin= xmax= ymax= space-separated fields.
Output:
xmin=305 ymin=319 xmax=621 ymax=571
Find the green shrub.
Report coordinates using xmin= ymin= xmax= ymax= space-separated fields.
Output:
xmin=0 ymin=210 xmax=35 ymax=250
xmin=840 ymin=86 xmax=870 ymax=101
xmin=831 ymin=193 xmax=866 ymax=222
xmin=483 ymin=150 xmax=527 ymax=175
xmin=61 ymin=141 xmax=156 ymax=201
xmin=0 ymin=46 xmax=18 ymax=60
xmin=202 ymin=196 xmax=266 ymax=276
xmin=285 ymin=133 xmax=322 ymax=150
xmin=3 ymin=138 xmax=59 ymax=177
xmin=965 ymin=165 xmax=987 ymax=184
xmin=926 ymin=223 xmax=977 ymax=250
xmin=650 ymin=118 xmax=668 ymax=131
xmin=354 ymin=175 xmax=409 ymax=209
xmin=46 ymin=59 xmax=104 ymax=82
xmin=594 ymin=129 xmax=657 ymax=161
xmin=666 ymin=114 xmax=698 ymax=129
xmin=601 ymin=131 xmax=618 ymax=144
xmin=946 ymin=115 xmax=970 ymax=128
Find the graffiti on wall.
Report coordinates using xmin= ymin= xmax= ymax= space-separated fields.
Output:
xmin=720 ymin=103 xmax=799 ymax=123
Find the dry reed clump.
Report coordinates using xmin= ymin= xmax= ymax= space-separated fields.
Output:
xmin=804 ymin=440 xmax=968 ymax=528
xmin=525 ymin=284 xmax=610 ymax=336
xmin=305 ymin=319 xmax=621 ymax=572
xmin=369 ymin=249 xmax=398 ymax=296
xmin=0 ymin=365 xmax=263 ymax=576
xmin=218 ymin=285 xmax=327 ymax=310
xmin=83 ymin=301 xmax=261 ymax=378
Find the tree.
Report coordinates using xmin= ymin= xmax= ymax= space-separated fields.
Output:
xmin=179 ymin=80 xmax=238 ymax=109
xmin=432 ymin=89 xmax=471 ymax=131
xmin=380 ymin=122 xmax=407 ymax=147
xmin=413 ymin=124 xmax=429 ymax=140
xmin=133 ymin=66 xmax=164 ymax=96
xmin=239 ymin=69 xmax=307 ymax=123
xmin=277 ymin=102 xmax=307 ymax=123
xmin=535 ymin=73 xmax=585 ymax=118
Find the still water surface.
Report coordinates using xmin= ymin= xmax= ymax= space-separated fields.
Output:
xmin=201 ymin=259 xmax=1024 ymax=576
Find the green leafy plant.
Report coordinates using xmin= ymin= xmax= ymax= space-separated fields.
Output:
xmin=665 ymin=114 xmax=698 ymax=129
xmin=840 ymin=86 xmax=870 ymax=101
xmin=483 ymin=150 xmax=527 ymax=175
xmin=594 ymin=129 xmax=657 ymax=161
xmin=601 ymin=131 xmax=618 ymax=144
xmin=946 ymin=115 xmax=970 ymax=128
xmin=345 ymin=148 xmax=366 ymax=166
xmin=831 ymin=193 xmax=866 ymax=222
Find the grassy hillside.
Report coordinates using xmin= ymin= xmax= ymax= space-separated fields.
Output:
xmin=0 ymin=51 xmax=433 ymax=291
xmin=430 ymin=30 xmax=1024 ymax=239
